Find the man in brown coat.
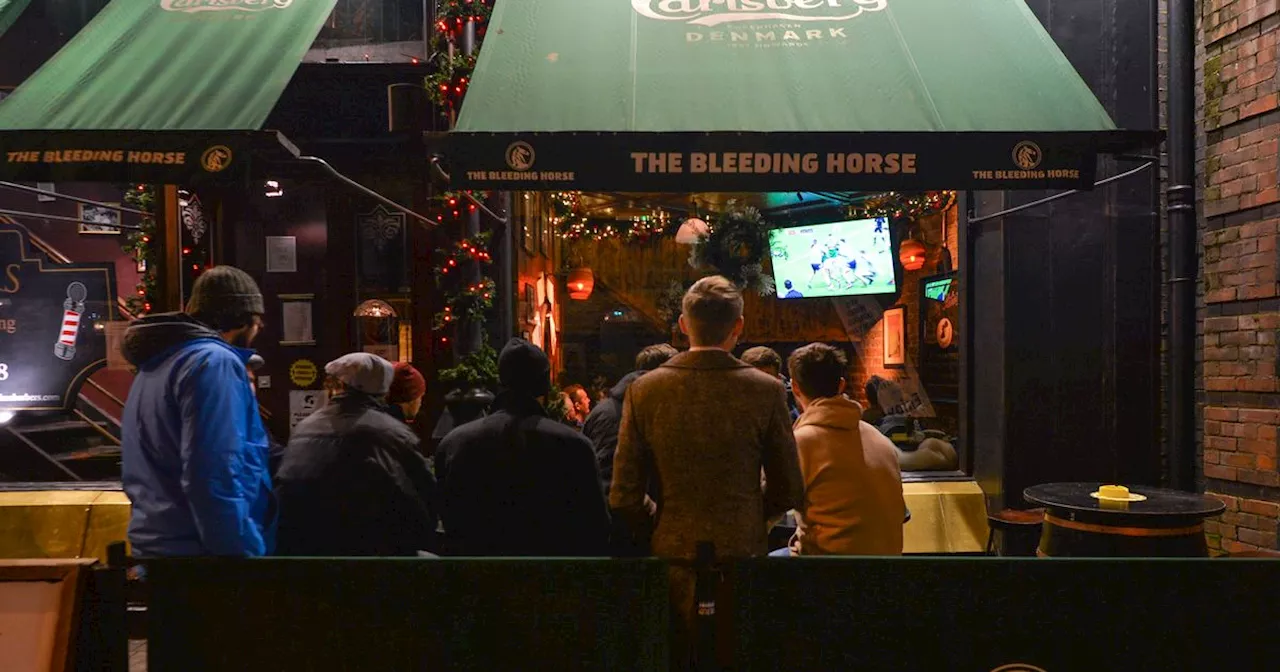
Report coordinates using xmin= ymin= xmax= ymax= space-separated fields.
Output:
xmin=611 ymin=275 xmax=803 ymax=668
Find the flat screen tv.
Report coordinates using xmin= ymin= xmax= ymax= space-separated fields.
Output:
xmin=768 ymin=218 xmax=897 ymax=299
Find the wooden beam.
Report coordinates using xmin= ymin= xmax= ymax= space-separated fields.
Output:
xmin=160 ymin=185 xmax=182 ymax=311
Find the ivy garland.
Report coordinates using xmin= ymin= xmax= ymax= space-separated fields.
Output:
xmin=120 ymin=185 xmax=158 ymax=316
xmin=438 ymin=342 xmax=500 ymax=391
xmin=543 ymin=380 xmax=570 ymax=422
xmin=690 ymin=201 xmax=776 ymax=296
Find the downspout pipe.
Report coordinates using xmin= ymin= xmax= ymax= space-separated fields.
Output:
xmin=1167 ymin=0 xmax=1197 ymax=491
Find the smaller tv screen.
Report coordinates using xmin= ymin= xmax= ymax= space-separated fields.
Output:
xmin=924 ymin=278 xmax=953 ymax=302
xmin=768 ymin=218 xmax=896 ymax=299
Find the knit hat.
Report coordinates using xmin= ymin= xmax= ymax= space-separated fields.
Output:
xmin=498 ymin=337 xmax=551 ymax=398
xmin=387 ymin=362 xmax=426 ymax=404
xmin=186 ymin=265 xmax=265 ymax=319
xmin=324 ymin=353 xmax=395 ymax=396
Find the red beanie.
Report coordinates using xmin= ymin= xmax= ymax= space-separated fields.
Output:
xmin=387 ymin=362 xmax=426 ymax=404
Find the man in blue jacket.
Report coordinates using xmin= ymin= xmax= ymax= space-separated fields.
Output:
xmin=121 ymin=265 xmax=273 ymax=557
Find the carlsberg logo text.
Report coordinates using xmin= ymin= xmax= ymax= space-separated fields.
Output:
xmin=161 ymin=0 xmax=294 ymax=13
xmin=633 ymin=0 xmax=887 ymax=27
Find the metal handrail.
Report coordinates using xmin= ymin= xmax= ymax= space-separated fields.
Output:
xmin=71 ymin=408 xmax=123 ymax=447
xmin=84 ymin=378 xmax=127 ymax=410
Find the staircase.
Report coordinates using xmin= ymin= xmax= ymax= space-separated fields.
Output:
xmin=0 ymin=221 xmax=132 ymax=484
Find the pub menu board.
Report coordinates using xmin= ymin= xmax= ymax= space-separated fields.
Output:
xmin=919 ymin=272 xmax=959 ymax=407
xmin=0 ymin=228 xmax=116 ymax=412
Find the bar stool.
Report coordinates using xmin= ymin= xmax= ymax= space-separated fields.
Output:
xmin=985 ymin=508 xmax=1045 ymax=556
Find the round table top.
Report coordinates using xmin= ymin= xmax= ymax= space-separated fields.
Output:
xmin=1024 ymin=482 xmax=1226 ymax=519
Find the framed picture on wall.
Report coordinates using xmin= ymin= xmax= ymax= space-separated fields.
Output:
xmin=78 ymin=203 xmax=121 ymax=235
xmin=883 ymin=306 xmax=906 ymax=368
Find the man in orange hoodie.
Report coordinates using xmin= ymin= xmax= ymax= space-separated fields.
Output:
xmin=786 ymin=343 xmax=904 ymax=556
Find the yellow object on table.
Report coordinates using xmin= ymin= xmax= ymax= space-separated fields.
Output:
xmin=902 ymin=480 xmax=990 ymax=554
xmin=1 ymin=481 xmax=992 ymax=558
xmin=0 ymin=490 xmax=130 ymax=563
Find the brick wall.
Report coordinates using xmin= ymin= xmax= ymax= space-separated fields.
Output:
xmin=1197 ymin=1 xmax=1280 ymax=553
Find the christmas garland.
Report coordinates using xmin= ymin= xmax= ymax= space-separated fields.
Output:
xmin=426 ymin=3 xmax=501 ymax=395
xmin=429 ymin=192 xmax=497 ymax=334
xmin=121 ymin=185 xmax=158 ymax=316
xmin=425 ymin=52 xmax=476 ymax=108
xmin=690 ymin=201 xmax=775 ymax=296
xmin=433 ymin=232 xmax=492 ymax=278
xmin=432 ymin=278 xmax=496 ymax=328
xmin=848 ymin=191 xmax=956 ymax=221
xmin=424 ymin=1 xmax=493 ymax=115
xmin=559 ymin=215 xmax=668 ymax=243
xmin=550 ymin=191 xmax=672 ymax=243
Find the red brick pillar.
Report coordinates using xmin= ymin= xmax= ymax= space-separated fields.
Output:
xmin=1198 ymin=1 xmax=1280 ymax=554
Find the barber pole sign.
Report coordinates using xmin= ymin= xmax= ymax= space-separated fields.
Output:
xmin=53 ymin=282 xmax=88 ymax=361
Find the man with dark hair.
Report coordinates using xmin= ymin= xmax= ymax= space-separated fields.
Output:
xmin=275 ymin=353 xmax=438 ymax=556
xmin=742 ymin=345 xmax=799 ymax=420
xmin=121 ymin=265 xmax=274 ymax=557
xmin=787 ymin=343 xmax=903 ymax=556
xmin=740 ymin=345 xmax=782 ymax=375
xmin=634 ymin=343 xmax=680 ymax=373
xmin=612 ymin=276 xmax=802 ymax=666
xmin=436 ymin=338 xmax=610 ymax=556
xmin=584 ymin=343 xmax=678 ymax=555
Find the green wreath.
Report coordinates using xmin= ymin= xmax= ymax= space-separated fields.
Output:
xmin=690 ymin=202 xmax=776 ymax=296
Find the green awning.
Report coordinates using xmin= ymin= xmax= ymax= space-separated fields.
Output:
xmin=0 ymin=0 xmax=31 ymax=38
xmin=0 ymin=0 xmax=338 ymax=182
xmin=441 ymin=0 xmax=1157 ymax=191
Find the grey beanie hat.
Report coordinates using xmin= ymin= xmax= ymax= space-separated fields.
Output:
xmin=325 ymin=353 xmax=395 ymax=396
xmin=186 ymin=265 xmax=265 ymax=319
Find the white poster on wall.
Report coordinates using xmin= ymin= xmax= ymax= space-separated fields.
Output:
xmin=266 ymin=236 xmax=297 ymax=273
xmin=289 ymin=390 xmax=325 ymax=431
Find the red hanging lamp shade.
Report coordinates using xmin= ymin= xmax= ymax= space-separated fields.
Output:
xmin=899 ymin=238 xmax=927 ymax=272
xmin=567 ymin=267 xmax=595 ymax=300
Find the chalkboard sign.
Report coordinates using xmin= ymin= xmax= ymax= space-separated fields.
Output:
xmin=0 ymin=227 xmax=117 ymax=411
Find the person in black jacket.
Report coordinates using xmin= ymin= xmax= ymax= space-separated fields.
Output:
xmin=583 ymin=343 xmax=677 ymax=556
xmin=585 ymin=344 xmax=678 ymax=494
xmin=435 ymin=338 xmax=610 ymax=556
xmin=275 ymin=353 xmax=439 ymax=556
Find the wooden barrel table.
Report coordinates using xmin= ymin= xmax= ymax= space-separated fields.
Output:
xmin=1024 ymin=483 xmax=1226 ymax=558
